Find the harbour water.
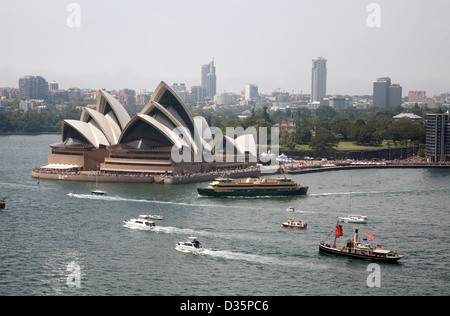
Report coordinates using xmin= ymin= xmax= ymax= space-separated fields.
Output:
xmin=0 ymin=134 xmax=449 ymax=296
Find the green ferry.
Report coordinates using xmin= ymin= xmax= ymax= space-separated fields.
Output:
xmin=197 ymin=174 xmax=308 ymax=197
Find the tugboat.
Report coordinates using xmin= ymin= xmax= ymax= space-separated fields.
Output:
xmin=319 ymin=226 xmax=403 ymax=263
xmin=197 ymin=173 xmax=308 ymax=197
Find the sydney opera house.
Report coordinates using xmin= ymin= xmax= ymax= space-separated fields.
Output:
xmin=33 ymin=81 xmax=257 ymax=181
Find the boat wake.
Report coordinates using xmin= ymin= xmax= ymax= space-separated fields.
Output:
xmin=201 ymin=249 xmax=322 ymax=269
xmin=67 ymin=193 xmax=247 ymax=209
xmin=153 ymin=225 xmax=219 ymax=238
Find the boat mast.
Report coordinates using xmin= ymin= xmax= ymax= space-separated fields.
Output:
xmin=95 ymin=164 xmax=99 ymax=189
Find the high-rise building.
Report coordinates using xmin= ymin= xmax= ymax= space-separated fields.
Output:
xmin=388 ymin=84 xmax=402 ymax=107
xmin=244 ymin=84 xmax=258 ymax=100
xmin=18 ymin=75 xmax=49 ymax=100
xmin=311 ymin=57 xmax=327 ymax=102
xmin=373 ymin=77 xmax=391 ymax=108
xmin=190 ymin=85 xmax=205 ymax=103
xmin=426 ymin=113 xmax=450 ymax=162
xmin=373 ymin=77 xmax=402 ymax=108
xmin=49 ymin=80 xmax=59 ymax=91
xmin=201 ymin=60 xmax=216 ymax=100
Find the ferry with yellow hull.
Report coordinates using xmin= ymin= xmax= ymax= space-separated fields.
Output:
xmin=197 ymin=174 xmax=308 ymax=197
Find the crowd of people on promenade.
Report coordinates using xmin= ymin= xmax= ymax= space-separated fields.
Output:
xmin=32 ymin=165 xmax=262 ymax=180
xmin=166 ymin=165 xmax=261 ymax=180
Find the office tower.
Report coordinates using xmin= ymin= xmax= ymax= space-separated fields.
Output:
xmin=244 ymin=84 xmax=258 ymax=100
xmin=426 ymin=113 xmax=450 ymax=162
xmin=373 ymin=77 xmax=403 ymax=108
xmin=49 ymin=80 xmax=59 ymax=91
xmin=190 ymin=86 xmax=205 ymax=103
xmin=201 ymin=64 xmax=210 ymax=88
xmin=201 ymin=60 xmax=216 ymax=100
xmin=311 ymin=57 xmax=327 ymax=102
xmin=373 ymin=77 xmax=391 ymax=108
xmin=388 ymin=84 xmax=402 ymax=107
xmin=18 ymin=75 xmax=49 ymax=100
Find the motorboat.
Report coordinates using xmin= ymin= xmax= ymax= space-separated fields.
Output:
xmin=286 ymin=206 xmax=295 ymax=212
xmin=91 ymin=189 xmax=107 ymax=196
xmin=123 ymin=215 xmax=156 ymax=230
xmin=176 ymin=237 xmax=204 ymax=253
xmin=282 ymin=219 xmax=307 ymax=228
xmin=91 ymin=166 xmax=107 ymax=195
xmin=338 ymin=215 xmax=368 ymax=224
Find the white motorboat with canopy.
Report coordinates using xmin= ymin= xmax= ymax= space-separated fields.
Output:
xmin=176 ymin=237 xmax=204 ymax=253
xmin=338 ymin=215 xmax=368 ymax=224
xmin=123 ymin=215 xmax=156 ymax=230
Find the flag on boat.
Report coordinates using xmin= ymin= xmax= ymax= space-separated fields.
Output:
xmin=364 ymin=233 xmax=375 ymax=240
xmin=335 ymin=225 xmax=343 ymax=238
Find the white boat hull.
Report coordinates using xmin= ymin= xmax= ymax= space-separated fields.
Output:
xmin=123 ymin=219 xmax=155 ymax=230
xmin=338 ymin=215 xmax=368 ymax=224
xmin=176 ymin=237 xmax=204 ymax=253
xmin=92 ymin=190 xmax=107 ymax=196
xmin=175 ymin=244 xmax=204 ymax=253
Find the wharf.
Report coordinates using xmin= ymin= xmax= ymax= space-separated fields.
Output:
xmin=31 ymin=161 xmax=450 ymax=184
xmin=284 ymin=161 xmax=450 ymax=174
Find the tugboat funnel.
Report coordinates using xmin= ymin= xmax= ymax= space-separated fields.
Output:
xmin=354 ymin=229 xmax=358 ymax=242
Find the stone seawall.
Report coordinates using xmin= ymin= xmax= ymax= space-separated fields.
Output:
xmin=32 ymin=170 xmax=155 ymax=183
xmin=32 ymin=169 xmax=263 ymax=185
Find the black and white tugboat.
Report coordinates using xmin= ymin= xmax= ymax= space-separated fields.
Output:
xmin=319 ymin=225 xmax=403 ymax=263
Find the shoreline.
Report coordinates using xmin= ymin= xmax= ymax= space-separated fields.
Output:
xmin=31 ymin=161 xmax=450 ymax=184
xmin=284 ymin=161 xmax=450 ymax=174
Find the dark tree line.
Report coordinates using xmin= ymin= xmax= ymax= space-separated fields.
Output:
xmin=0 ymin=108 xmax=81 ymax=134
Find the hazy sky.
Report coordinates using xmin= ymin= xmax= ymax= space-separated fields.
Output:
xmin=1 ymin=0 xmax=449 ymax=96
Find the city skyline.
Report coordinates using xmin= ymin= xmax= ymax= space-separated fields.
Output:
xmin=0 ymin=0 xmax=449 ymax=96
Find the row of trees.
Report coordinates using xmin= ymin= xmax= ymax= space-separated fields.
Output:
xmin=0 ymin=108 xmax=81 ymax=134
xmin=202 ymin=104 xmax=435 ymax=156
xmin=2 ymin=102 xmax=443 ymax=158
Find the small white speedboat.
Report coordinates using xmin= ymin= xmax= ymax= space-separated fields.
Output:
xmin=123 ymin=215 xmax=156 ymax=230
xmin=91 ymin=189 xmax=107 ymax=196
xmin=338 ymin=215 xmax=368 ymax=224
xmin=286 ymin=206 xmax=295 ymax=212
xmin=176 ymin=237 xmax=204 ymax=253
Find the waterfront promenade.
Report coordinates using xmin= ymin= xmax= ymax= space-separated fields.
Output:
xmin=31 ymin=159 xmax=450 ymax=185
xmin=283 ymin=160 xmax=450 ymax=174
